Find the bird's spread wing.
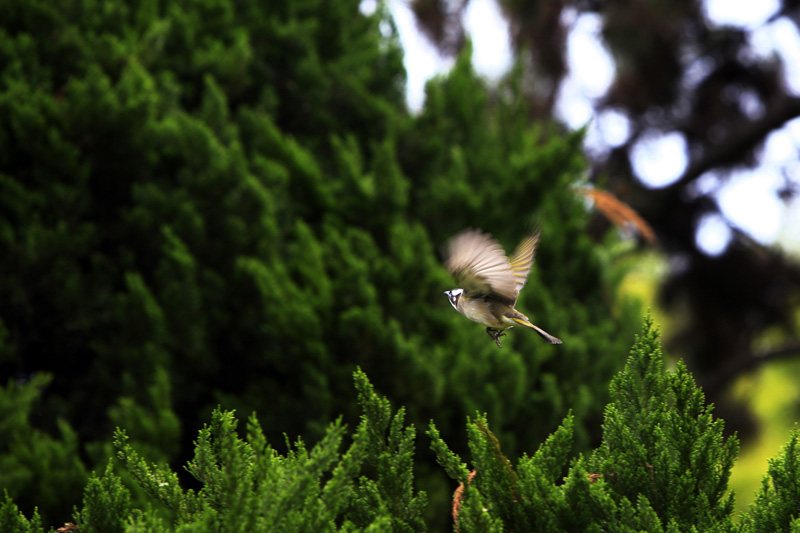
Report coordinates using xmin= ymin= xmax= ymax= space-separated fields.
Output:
xmin=507 ymin=232 xmax=539 ymax=300
xmin=444 ymin=230 xmax=517 ymax=304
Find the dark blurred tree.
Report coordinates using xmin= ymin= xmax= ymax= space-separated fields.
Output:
xmin=0 ymin=0 xmax=638 ymax=528
xmin=410 ymin=0 xmax=800 ymax=430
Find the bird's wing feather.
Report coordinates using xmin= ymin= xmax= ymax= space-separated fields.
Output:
xmin=444 ymin=230 xmax=517 ymax=304
xmin=507 ymin=232 xmax=539 ymax=302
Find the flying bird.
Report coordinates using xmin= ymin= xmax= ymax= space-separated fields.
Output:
xmin=444 ymin=229 xmax=562 ymax=347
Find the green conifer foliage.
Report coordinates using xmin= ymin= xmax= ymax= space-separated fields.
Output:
xmin=589 ymin=316 xmax=738 ymax=530
xmin=72 ymin=368 xmax=425 ymax=531
xmin=76 ymin=463 xmax=134 ymax=533
xmin=0 ymin=493 xmax=43 ymax=533
xmin=429 ymin=317 xmax=739 ymax=532
xmin=0 ymin=374 xmax=87 ymax=523
xmin=743 ymin=429 xmax=800 ymax=532
xmin=4 ymin=330 xmax=800 ymax=530
xmin=0 ymin=0 xmax=637 ymax=524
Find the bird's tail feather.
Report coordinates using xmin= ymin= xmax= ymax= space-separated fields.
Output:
xmin=507 ymin=316 xmax=563 ymax=344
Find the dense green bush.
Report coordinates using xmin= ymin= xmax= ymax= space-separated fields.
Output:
xmin=4 ymin=319 xmax=800 ymax=531
xmin=431 ymin=317 xmax=741 ymax=532
xmin=0 ymin=0 xmax=638 ymax=527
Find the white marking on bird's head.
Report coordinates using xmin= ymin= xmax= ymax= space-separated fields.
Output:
xmin=444 ymin=289 xmax=463 ymax=310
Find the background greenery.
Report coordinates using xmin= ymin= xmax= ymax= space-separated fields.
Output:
xmin=0 ymin=0 xmax=641 ymax=529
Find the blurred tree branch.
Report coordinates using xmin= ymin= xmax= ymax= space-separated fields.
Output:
xmin=680 ymin=95 xmax=800 ymax=185
xmin=705 ymin=341 xmax=800 ymax=398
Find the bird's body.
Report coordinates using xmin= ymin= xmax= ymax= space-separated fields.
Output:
xmin=444 ymin=229 xmax=562 ymax=347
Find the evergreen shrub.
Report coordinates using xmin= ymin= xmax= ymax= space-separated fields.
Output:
xmin=4 ymin=318 xmax=800 ymax=532
xmin=0 ymin=1 xmax=639 ymax=526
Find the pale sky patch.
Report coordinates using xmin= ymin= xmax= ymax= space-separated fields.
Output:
xmin=717 ymin=170 xmax=784 ymax=243
xmin=752 ymin=19 xmax=800 ymax=95
xmin=696 ymin=213 xmax=733 ymax=256
xmin=631 ymin=132 xmax=689 ymax=189
xmin=464 ymin=0 xmax=513 ymax=80
xmin=386 ymin=0 xmax=453 ymax=113
xmin=703 ymin=0 xmax=779 ymax=28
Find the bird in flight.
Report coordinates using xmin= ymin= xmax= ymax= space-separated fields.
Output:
xmin=444 ymin=229 xmax=562 ymax=348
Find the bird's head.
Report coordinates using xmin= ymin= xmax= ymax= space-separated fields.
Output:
xmin=444 ymin=289 xmax=463 ymax=310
